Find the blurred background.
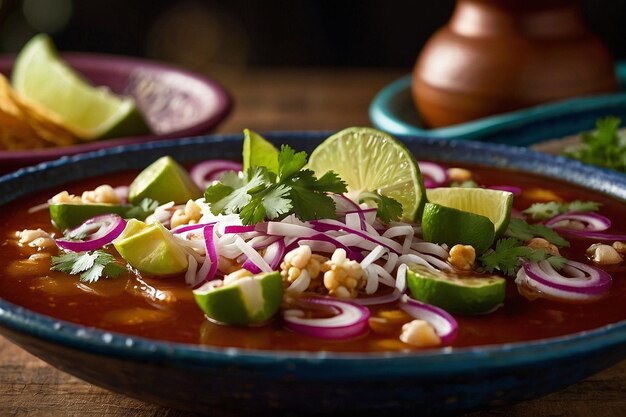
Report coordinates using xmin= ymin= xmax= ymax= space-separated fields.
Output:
xmin=1 ymin=0 xmax=625 ymax=73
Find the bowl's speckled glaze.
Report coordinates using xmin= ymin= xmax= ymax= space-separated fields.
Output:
xmin=1 ymin=132 xmax=626 ymax=416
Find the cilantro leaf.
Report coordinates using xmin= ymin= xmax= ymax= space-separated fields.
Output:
xmin=51 ymin=250 xmax=126 ymax=284
xmin=289 ymin=182 xmax=339 ymax=221
xmin=278 ymin=145 xmax=307 ymax=179
xmin=564 ymin=117 xmax=626 ymax=172
xmin=505 ymin=218 xmax=569 ymax=247
xmin=205 ymin=167 xmax=271 ymax=215
xmin=358 ymin=191 xmax=402 ymax=223
xmin=124 ymin=198 xmax=160 ymax=220
xmin=523 ymin=200 xmax=601 ymax=220
xmin=479 ymin=237 xmax=566 ymax=277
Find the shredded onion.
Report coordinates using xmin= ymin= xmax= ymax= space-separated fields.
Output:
xmin=516 ymin=259 xmax=612 ymax=301
xmin=190 ymin=160 xmax=243 ymax=189
xmin=546 ymin=212 xmax=611 ymax=233
xmin=283 ymin=296 xmax=370 ymax=339
xmin=55 ymin=214 xmax=127 ymax=252
xmin=399 ymin=295 xmax=458 ymax=345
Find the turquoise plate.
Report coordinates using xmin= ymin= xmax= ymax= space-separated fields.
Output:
xmin=370 ymin=62 xmax=626 ymax=146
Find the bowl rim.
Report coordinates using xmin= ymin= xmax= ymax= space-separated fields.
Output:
xmin=0 ymin=52 xmax=232 ymax=163
xmin=2 ymin=131 xmax=626 ymax=373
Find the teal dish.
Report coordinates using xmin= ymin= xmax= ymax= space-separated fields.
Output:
xmin=1 ymin=132 xmax=626 ymax=415
xmin=370 ymin=62 xmax=626 ymax=146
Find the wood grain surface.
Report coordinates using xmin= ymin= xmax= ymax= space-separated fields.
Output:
xmin=1 ymin=68 xmax=625 ymax=416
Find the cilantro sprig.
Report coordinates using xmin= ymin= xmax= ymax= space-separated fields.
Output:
xmin=204 ymin=145 xmax=347 ymax=224
xmin=358 ymin=191 xmax=403 ymax=223
xmin=505 ymin=218 xmax=569 ymax=247
xmin=564 ymin=117 xmax=626 ymax=172
xmin=522 ymin=200 xmax=601 ymax=220
xmin=51 ymin=250 xmax=126 ymax=283
xmin=479 ymin=237 xmax=566 ymax=277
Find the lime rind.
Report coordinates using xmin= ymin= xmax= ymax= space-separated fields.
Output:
xmin=426 ymin=187 xmax=513 ymax=238
xmin=49 ymin=203 xmax=130 ymax=230
xmin=308 ymin=127 xmax=426 ymax=221
xmin=193 ymin=272 xmax=283 ymax=326
xmin=406 ymin=264 xmax=506 ymax=315
xmin=128 ymin=156 xmax=201 ymax=205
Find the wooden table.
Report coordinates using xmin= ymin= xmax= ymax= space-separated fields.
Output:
xmin=1 ymin=68 xmax=625 ymax=416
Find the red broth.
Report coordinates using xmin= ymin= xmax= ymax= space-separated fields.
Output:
xmin=1 ymin=165 xmax=626 ymax=352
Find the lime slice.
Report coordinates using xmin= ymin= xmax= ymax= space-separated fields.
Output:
xmin=193 ymin=271 xmax=283 ymax=326
xmin=113 ymin=219 xmax=188 ymax=276
xmin=407 ymin=264 xmax=505 ymax=315
xmin=50 ymin=203 xmax=130 ymax=230
xmin=128 ymin=156 xmax=201 ymax=205
xmin=12 ymin=34 xmax=149 ymax=140
xmin=422 ymin=202 xmax=495 ymax=254
xmin=426 ymin=187 xmax=513 ymax=238
xmin=243 ymin=129 xmax=279 ymax=174
xmin=308 ymin=127 xmax=426 ymax=221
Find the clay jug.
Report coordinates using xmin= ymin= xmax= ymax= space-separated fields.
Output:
xmin=412 ymin=0 xmax=618 ymax=128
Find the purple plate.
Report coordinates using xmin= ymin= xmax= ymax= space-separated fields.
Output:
xmin=0 ymin=53 xmax=232 ymax=173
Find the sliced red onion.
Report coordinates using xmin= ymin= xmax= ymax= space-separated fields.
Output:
xmin=395 ymin=263 xmax=408 ymax=293
xmin=264 ymin=239 xmax=285 ymax=270
xmin=190 ymin=160 xmax=243 ymax=189
xmin=488 ymin=185 xmax=522 ymax=196
xmin=194 ymin=224 xmax=218 ymax=287
xmin=267 ymin=221 xmax=318 ymax=238
xmin=223 ymin=225 xmax=258 ymax=234
xmin=173 ymin=222 xmax=215 ymax=235
xmin=286 ymin=269 xmax=311 ymax=293
xmin=418 ymin=161 xmax=448 ymax=188
xmin=330 ymin=193 xmax=361 ymax=212
xmin=56 ymin=214 xmax=127 ymax=252
xmin=399 ymin=295 xmax=458 ymax=346
xmin=516 ymin=259 xmax=612 ymax=301
xmin=283 ymin=296 xmax=370 ymax=339
xmin=352 ymin=288 xmax=402 ymax=306
xmin=545 ymin=212 xmax=611 ymax=232
xmin=285 ymin=234 xmax=364 ymax=261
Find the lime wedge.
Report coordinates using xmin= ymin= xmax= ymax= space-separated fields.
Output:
xmin=50 ymin=203 xmax=130 ymax=230
xmin=113 ymin=219 xmax=188 ymax=276
xmin=308 ymin=127 xmax=426 ymax=221
xmin=193 ymin=271 xmax=283 ymax=326
xmin=426 ymin=187 xmax=513 ymax=238
xmin=243 ymin=129 xmax=279 ymax=174
xmin=422 ymin=203 xmax=495 ymax=254
xmin=128 ymin=156 xmax=201 ymax=205
xmin=407 ymin=264 xmax=505 ymax=315
xmin=12 ymin=34 xmax=149 ymax=140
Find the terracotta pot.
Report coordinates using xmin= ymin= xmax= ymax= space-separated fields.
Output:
xmin=412 ymin=0 xmax=618 ymax=128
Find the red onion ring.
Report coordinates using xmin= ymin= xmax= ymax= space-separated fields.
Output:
xmin=194 ymin=224 xmax=218 ymax=287
xmin=190 ymin=160 xmax=243 ymax=189
xmin=399 ymin=295 xmax=458 ymax=345
xmin=55 ymin=214 xmax=127 ymax=252
xmin=283 ymin=296 xmax=370 ymax=339
xmin=545 ymin=212 xmax=611 ymax=232
xmin=418 ymin=161 xmax=448 ymax=188
xmin=311 ymin=220 xmax=403 ymax=254
xmin=351 ymin=288 xmax=402 ymax=306
xmin=517 ymin=260 xmax=612 ymax=301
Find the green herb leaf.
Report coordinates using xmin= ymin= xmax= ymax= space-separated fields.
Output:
xmin=479 ymin=237 xmax=566 ymax=276
xmin=204 ymin=144 xmax=347 ymax=224
xmin=564 ymin=117 xmax=626 ymax=172
xmin=358 ymin=191 xmax=402 ymax=223
xmin=505 ymin=218 xmax=570 ymax=247
xmin=51 ymin=250 xmax=126 ymax=284
xmin=124 ymin=198 xmax=160 ymax=220
xmin=523 ymin=200 xmax=601 ymax=220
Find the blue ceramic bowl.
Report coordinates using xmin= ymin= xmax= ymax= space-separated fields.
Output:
xmin=370 ymin=62 xmax=626 ymax=146
xmin=1 ymin=132 xmax=626 ymax=416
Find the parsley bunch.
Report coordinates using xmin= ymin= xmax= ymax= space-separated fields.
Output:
xmin=564 ymin=117 xmax=626 ymax=172
xmin=204 ymin=145 xmax=347 ymax=225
